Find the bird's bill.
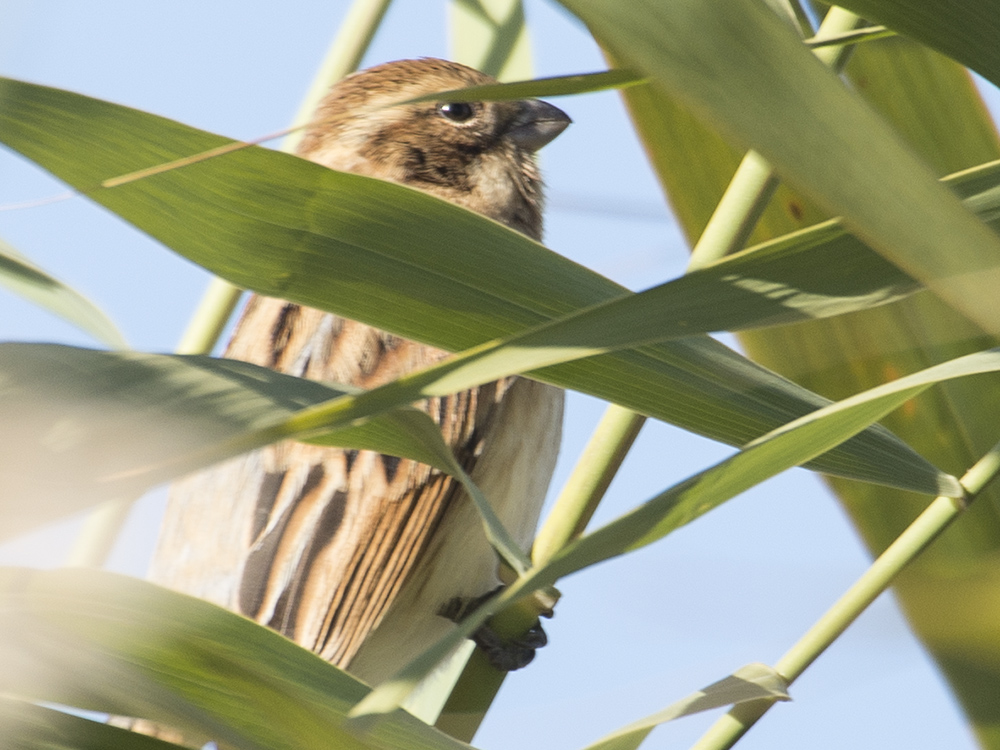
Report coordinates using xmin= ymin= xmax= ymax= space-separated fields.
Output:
xmin=507 ymin=99 xmax=571 ymax=152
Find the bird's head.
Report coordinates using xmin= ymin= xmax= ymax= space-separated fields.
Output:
xmin=297 ymin=58 xmax=571 ymax=240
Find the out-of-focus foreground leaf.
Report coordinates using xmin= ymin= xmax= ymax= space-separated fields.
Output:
xmin=0 ymin=345 xmax=469 ymax=543
xmin=0 ymin=236 xmax=126 ymax=349
xmin=836 ymin=0 xmax=1000 ymax=88
xmin=0 ymin=76 xmax=946 ymax=492
xmin=621 ymin=28 xmax=1000 ymax=746
xmin=0 ymin=695 xmax=189 ymax=750
xmin=558 ymin=0 xmax=1000 ymax=334
xmin=0 ymin=567 xmax=474 ymax=750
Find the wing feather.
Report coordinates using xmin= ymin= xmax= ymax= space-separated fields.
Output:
xmin=150 ymin=295 xmax=510 ymax=670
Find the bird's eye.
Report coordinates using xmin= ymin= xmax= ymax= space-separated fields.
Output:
xmin=438 ymin=101 xmax=476 ymax=123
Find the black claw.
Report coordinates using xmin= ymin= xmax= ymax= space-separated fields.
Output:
xmin=439 ymin=588 xmax=549 ymax=672
xmin=520 ymin=621 xmax=547 ymax=650
xmin=473 ymin=622 xmax=545 ymax=671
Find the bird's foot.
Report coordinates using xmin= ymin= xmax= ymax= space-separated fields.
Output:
xmin=471 ymin=617 xmax=547 ymax=671
xmin=439 ymin=587 xmax=548 ymax=672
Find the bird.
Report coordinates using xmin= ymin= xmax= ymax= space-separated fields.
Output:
xmin=148 ymin=58 xmax=569 ymax=688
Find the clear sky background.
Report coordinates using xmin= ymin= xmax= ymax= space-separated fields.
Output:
xmin=0 ymin=2 xmax=984 ymax=749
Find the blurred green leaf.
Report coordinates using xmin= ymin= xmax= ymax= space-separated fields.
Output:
xmin=0 ymin=568 xmax=474 ymax=750
xmin=0 ymin=345 xmax=476 ymax=543
xmin=0 ymin=696 xmax=189 ymax=750
xmin=0 ymin=237 xmax=126 ymax=349
xmin=557 ymin=0 xmax=1000 ymax=333
xmin=836 ymin=0 xmax=1000 ymax=88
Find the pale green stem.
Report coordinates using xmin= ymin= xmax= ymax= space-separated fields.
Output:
xmin=282 ymin=0 xmax=394 ymax=153
xmin=686 ymin=150 xmax=781 ymax=272
xmin=532 ymin=404 xmax=645 ymax=565
xmin=686 ymin=5 xmax=864 ymax=271
xmin=63 ymin=498 xmax=134 ymax=568
xmin=174 ymin=276 xmax=245 ymax=355
xmin=810 ymin=6 xmax=868 ymax=69
xmin=450 ymin=0 xmax=532 ymax=81
xmin=65 ymin=0 xmax=394 ymax=569
xmin=688 ymin=440 xmax=1000 ymax=750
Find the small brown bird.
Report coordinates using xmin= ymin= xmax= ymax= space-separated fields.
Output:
xmin=149 ymin=59 xmax=568 ymax=686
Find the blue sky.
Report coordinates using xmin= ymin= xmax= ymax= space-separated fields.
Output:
xmin=0 ymin=2 xmax=980 ymax=748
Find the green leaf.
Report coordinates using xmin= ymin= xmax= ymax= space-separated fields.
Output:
xmin=835 ymin=0 xmax=1000 ymax=88
xmin=0 ymin=161 xmax=956 ymax=558
xmin=0 ymin=77 xmax=951 ymax=494
xmin=580 ymin=664 xmax=790 ymax=750
xmin=556 ymin=0 xmax=1000 ymax=334
xmin=0 ymin=696 xmax=190 ymax=750
xmin=0 ymin=237 xmax=127 ymax=349
xmin=352 ymin=345 xmax=1000 ymax=718
xmin=806 ymin=24 xmax=896 ymax=49
xmin=0 ymin=194 xmax=949 ymax=548
xmin=616 ymin=156 xmax=1000 ymax=339
xmin=545 ymin=347 xmax=1000 ymax=581
xmin=0 ymin=568 xmax=474 ymax=750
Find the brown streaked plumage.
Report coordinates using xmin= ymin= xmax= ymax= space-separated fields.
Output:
xmin=150 ymin=59 xmax=568 ymax=686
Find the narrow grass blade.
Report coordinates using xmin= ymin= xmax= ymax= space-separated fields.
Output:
xmin=0 ymin=237 xmax=126 ymax=349
xmin=396 ymin=69 xmax=644 ymax=105
xmin=580 ymin=664 xmax=789 ymax=750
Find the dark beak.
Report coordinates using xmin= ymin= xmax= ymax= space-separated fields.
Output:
xmin=507 ymin=99 xmax=571 ymax=152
